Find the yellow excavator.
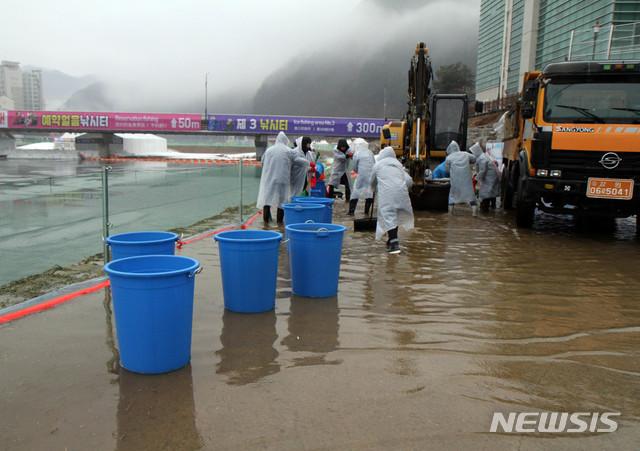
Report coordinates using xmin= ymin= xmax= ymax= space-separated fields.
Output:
xmin=380 ymin=42 xmax=470 ymax=210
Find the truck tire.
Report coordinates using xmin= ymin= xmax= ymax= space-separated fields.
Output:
xmin=501 ymin=165 xmax=513 ymax=210
xmin=515 ymin=176 xmax=535 ymax=228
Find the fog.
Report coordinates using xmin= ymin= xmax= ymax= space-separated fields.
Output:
xmin=5 ymin=0 xmax=480 ymax=116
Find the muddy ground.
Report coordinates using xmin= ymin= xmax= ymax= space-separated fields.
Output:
xmin=0 ymin=207 xmax=253 ymax=309
xmin=1 ymin=115 xmax=503 ymax=309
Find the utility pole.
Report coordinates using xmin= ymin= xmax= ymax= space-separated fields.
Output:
xmin=592 ymin=22 xmax=601 ymax=60
xmin=205 ymin=73 xmax=209 ymax=119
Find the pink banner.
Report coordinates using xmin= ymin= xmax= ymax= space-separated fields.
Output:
xmin=2 ymin=110 xmax=202 ymax=132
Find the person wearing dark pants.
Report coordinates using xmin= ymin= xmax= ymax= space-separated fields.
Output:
xmin=348 ymin=139 xmax=375 ymax=216
xmin=369 ymin=147 xmax=414 ymax=254
xmin=262 ymin=206 xmax=285 ymax=223
xmin=328 ymin=139 xmax=352 ymax=202
xmin=257 ymin=131 xmax=311 ymax=224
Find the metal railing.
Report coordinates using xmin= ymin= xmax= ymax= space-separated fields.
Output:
xmin=0 ymin=161 xmax=260 ymax=286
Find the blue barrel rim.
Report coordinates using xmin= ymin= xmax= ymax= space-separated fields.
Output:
xmin=106 ymin=231 xmax=179 ymax=246
xmin=282 ymin=203 xmax=325 ymax=211
xmin=291 ymin=196 xmax=335 ymax=204
xmin=285 ymin=223 xmax=347 ymax=233
xmin=214 ymin=230 xmax=283 ymax=243
xmin=104 ymin=254 xmax=200 ymax=278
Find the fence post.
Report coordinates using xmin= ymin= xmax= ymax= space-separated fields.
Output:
xmin=239 ymin=158 xmax=243 ymax=224
xmin=102 ymin=166 xmax=111 ymax=264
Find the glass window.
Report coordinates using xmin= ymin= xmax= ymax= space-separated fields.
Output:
xmin=543 ymin=75 xmax=640 ymax=123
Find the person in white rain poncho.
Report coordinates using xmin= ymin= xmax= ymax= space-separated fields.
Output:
xmin=369 ymin=147 xmax=414 ymax=254
xmin=444 ymin=141 xmax=478 ymax=216
xmin=328 ymin=138 xmax=352 ymax=201
xmin=347 ymin=140 xmax=376 ymax=216
xmin=473 ymin=142 xmax=501 ymax=212
xmin=290 ymin=136 xmax=315 ymax=198
xmin=257 ymin=132 xmax=313 ymax=223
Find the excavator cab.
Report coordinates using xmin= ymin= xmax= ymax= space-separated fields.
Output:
xmin=430 ymin=94 xmax=469 ymax=159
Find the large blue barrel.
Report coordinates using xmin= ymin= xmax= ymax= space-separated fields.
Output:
xmin=104 ymin=255 xmax=201 ymax=374
xmin=106 ymin=231 xmax=178 ymax=260
xmin=291 ymin=197 xmax=334 ymax=223
xmin=311 ymin=180 xmax=326 ymax=197
xmin=214 ymin=230 xmax=282 ymax=313
xmin=281 ymin=203 xmax=324 ymax=226
xmin=285 ymin=223 xmax=346 ymax=297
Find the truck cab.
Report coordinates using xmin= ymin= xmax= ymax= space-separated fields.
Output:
xmin=502 ymin=61 xmax=640 ymax=229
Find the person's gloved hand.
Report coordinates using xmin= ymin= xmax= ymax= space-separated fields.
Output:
xmin=347 ymin=153 xmax=353 ymax=158
xmin=309 ymin=161 xmax=316 ymax=173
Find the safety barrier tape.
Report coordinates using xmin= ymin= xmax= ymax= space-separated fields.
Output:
xmin=80 ymin=154 xmax=261 ymax=166
xmin=0 ymin=211 xmax=263 ymax=325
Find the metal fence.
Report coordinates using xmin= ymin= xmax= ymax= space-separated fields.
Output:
xmin=0 ymin=161 xmax=261 ymax=286
xmin=567 ymin=21 xmax=640 ymax=62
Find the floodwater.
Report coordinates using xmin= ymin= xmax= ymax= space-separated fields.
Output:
xmin=0 ymin=157 xmax=259 ymax=286
xmin=1 ymin=199 xmax=640 ymax=449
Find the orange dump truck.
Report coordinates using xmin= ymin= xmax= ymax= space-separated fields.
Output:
xmin=501 ymin=60 xmax=640 ymax=229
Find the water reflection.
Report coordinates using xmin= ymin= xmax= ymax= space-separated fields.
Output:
xmin=115 ymin=365 xmax=202 ymax=451
xmin=281 ymin=295 xmax=341 ymax=366
xmin=103 ymin=286 xmax=119 ymax=374
xmin=215 ymin=309 xmax=280 ymax=385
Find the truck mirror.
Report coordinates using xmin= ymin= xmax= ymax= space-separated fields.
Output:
xmin=521 ymin=103 xmax=535 ymax=119
xmin=522 ymin=81 xmax=538 ymax=103
xmin=475 ymin=100 xmax=484 ymax=113
xmin=382 ymin=128 xmax=391 ymax=140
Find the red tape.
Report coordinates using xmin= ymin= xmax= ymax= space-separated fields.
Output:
xmin=0 ymin=280 xmax=111 ymax=325
xmin=1 ymin=212 xmax=263 ymax=324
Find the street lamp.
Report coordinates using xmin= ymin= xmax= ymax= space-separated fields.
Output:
xmin=592 ymin=22 xmax=601 ymax=60
xmin=205 ymin=73 xmax=209 ymax=119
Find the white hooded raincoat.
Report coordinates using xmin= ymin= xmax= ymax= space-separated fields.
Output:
xmin=257 ymin=132 xmax=309 ymax=209
xmin=444 ymin=141 xmax=477 ymax=204
xmin=369 ymin=147 xmax=414 ymax=240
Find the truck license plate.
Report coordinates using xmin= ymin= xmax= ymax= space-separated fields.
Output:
xmin=586 ymin=178 xmax=634 ymax=200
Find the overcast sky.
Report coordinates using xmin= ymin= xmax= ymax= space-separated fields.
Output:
xmin=4 ymin=0 xmax=480 ymax=110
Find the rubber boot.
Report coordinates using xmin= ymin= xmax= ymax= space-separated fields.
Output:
xmin=387 ymin=227 xmax=399 ymax=253
xmin=263 ymin=206 xmax=271 ymax=223
xmin=328 ymin=185 xmax=335 ymax=199
xmin=387 ymin=239 xmax=401 ymax=254
xmin=276 ymin=207 xmax=285 ymax=223
xmin=471 ymin=204 xmax=479 ymax=217
xmin=347 ymin=199 xmax=358 ymax=216
xmin=448 ymin=204 xmax=454 ymax=215
xmin=364 ymin=198 xmax=373 ymax=216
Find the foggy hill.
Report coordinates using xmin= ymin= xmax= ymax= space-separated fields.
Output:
xmin=251 ymin=0 xmax=478 ymax=119
xmin=32 ymin=0 xmax=479 ymax=118
xmin=23 ymin=66 xmax=98 ymax=111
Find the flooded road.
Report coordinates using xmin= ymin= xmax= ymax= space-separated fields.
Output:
xmin=1 ymin=203 xmax=640 ymax=449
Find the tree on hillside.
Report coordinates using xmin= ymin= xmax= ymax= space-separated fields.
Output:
xmin=433 ymin=62 xmax=474 ymax=95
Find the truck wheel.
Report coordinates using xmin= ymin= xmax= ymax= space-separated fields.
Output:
xmin=515 ymin=177 xmax=535 ymax=228
xmin=501 ymin=166 xmax=513 ymax=210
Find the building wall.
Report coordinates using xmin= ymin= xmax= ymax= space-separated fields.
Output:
xmin=476 ymin=0 xmax=506 ymax=99
xmin=0 ymin=61 xmax=24 ymax=110
xmin=476 ymin=0 xmax=640 ymax=103
xmin=536 ymin=0 xmax=613 ymax=66
xmin=23 ymin=70 xmax=44 ymax=111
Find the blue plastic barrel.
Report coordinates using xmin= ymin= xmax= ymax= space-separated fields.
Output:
xmin=285 ymin=223 xmax=346 ymax=297
xmin=214 ymin=230 xmax=283 ymax=313
xmin=312 ymin=180 xmax=326 ymax=195
xmin=310 ymin=187 xmax=325 ymax=198
xmin=104 ymin=255 xmax=201 ymax=374
xmin=281 ymin=203 xmax=324 ymax=226
xmin=291 ymin=197 xmax=334 ymax=223
xmin=106 ymin=231 xmax=179 ymax=261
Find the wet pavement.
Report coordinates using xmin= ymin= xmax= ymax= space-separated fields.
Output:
xmin=2 ymin=202 xmax=640 ymax=450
